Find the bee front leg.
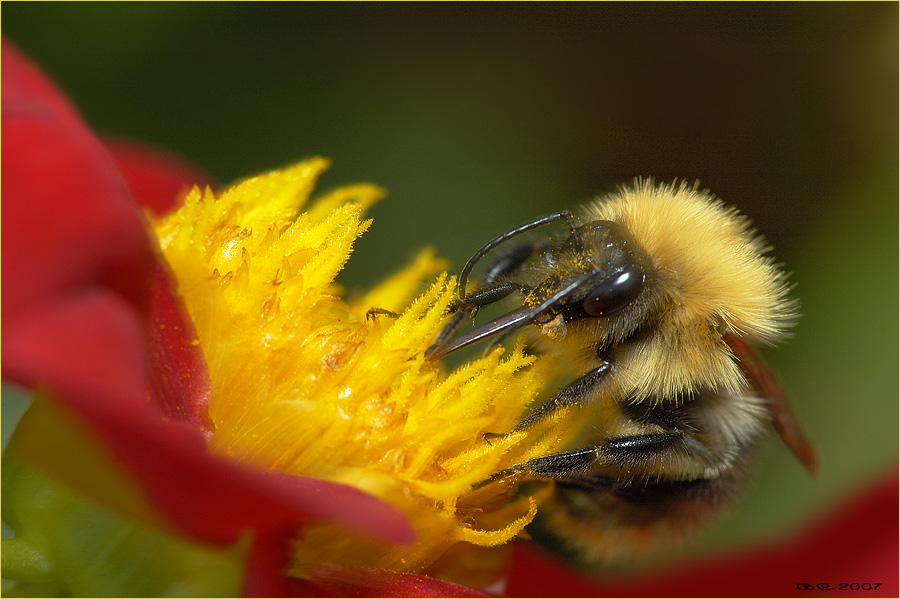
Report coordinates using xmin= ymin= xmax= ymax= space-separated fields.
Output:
xmin=429 ymin=239 xmax=544 ymax=356
xmin=428 ymin=283 xmax=524 ymax=355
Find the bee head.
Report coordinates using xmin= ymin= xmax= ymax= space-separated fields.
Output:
xmin=428 ymin=219 xmax=658 ymax=360
xmin=542 ymin=220 xmax=649 ymax=321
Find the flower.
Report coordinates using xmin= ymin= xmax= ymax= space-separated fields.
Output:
xmin=1 ymin=37 xmax=575 ymax=595
xmin=150 ymin=155 xmax=582 ymax=583
xmin=2 ymin=38 xmax=896 ymax=598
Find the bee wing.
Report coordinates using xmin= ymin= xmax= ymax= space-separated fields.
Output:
xmin=724 ymin=332 xmax=818 ymax=475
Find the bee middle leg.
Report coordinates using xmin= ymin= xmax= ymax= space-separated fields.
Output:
xmin=482 ymin=360 xmax=611 ymax=445
xmin=506 ymin=360 xmax=611 ymax=434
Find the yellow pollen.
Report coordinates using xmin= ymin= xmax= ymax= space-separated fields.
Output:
xmin=152 ymin=158 xmax=580 ymax=584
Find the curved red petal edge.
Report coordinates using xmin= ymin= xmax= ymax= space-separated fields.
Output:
xmin=149 ymin=261 xmax=215 ymax=439
xmin=505 ymin=468 xmax=899 ymax=598
xmin=3 ymin=36 xmax=414 ymax=557
xmin=303 ymin=564 xmax=492 ymax=598
xmin=243 ymin=515 xmax=506 ymax=597
xmin=1 ymin=38 xmax=86 ymax=131
xmin=104 ymin=137 xmax=217 ymax=215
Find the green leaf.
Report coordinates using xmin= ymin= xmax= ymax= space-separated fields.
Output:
xmin=2 ymin=397 xmax=248 ymax=597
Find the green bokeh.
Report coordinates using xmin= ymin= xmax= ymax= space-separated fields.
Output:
xmin=2 ymin=434 xmax=246 ymax=597
xmin=4 ymin=0 xmax=897 ymax=570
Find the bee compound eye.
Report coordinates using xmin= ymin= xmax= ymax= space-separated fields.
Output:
xmin=583 ymin=264 xmax=645 ymax=317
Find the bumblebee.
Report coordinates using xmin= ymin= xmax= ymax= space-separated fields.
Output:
xmin=428 ymin=179 xmax=816 ymax=560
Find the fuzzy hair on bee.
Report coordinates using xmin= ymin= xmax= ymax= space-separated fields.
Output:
xmin=428 ymin=178 xmax=816 ymax=562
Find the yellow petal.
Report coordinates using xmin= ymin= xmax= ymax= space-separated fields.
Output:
xmin=153 ymin=159 xmax=574 ymax=583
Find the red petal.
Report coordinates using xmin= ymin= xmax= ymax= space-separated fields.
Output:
xmin=3 ymin=38 xmax=415 ymax=554
xmin=1 ymin=38 xmax=153 ymax=324
xmin=1 ymin=37 xmax=84 ymax=128
xmin=3 ymin=289 xmax=415 ymax=547
xmin=505 ymin=469 xmax=899 ymax=597
xmin=243 ymin=527 xmax=324 ymax=598
xmin=305 ymin=564 xmax=492 ymax=598
xmin=105 ymin=137 xmax=217 ymax=215
xmin=149 ymin=262 xmax=214 ymax=438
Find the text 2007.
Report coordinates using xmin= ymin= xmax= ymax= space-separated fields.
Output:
xmin=840 ymin=583 xmax=881 ymax=591
xmin=793 ymin=582 xmax=882 ymax=591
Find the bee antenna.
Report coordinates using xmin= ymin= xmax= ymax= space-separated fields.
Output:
xmin=458 ymin=210 xmax=578 ymax=302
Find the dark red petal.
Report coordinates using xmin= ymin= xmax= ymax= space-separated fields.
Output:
xmin=506 ymin=469 xmax=899 ymax=598
xmin=1 ymin=38 xmax=153 ymax=323
xmin=243 ymin=527 xmax=324 ymax=598
xmin=105 ymin=137 xmax=217 ymax=215
xmin=2 ymin=291 xmax=151 ymax=409
xmin=304 ymin=564 xmax=492 ymax=598
xmin=245 ymin=531 xmax=494 ymax=598
xmin=4 ymin=40 xmax=214 ymax=431
xmin=149 ymin=262 xmax=214 ymax=438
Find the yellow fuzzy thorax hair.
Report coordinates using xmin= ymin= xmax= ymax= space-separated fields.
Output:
xmin=581 ymin=179 xmax=797 ymax=401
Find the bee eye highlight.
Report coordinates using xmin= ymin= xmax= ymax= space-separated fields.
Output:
xmin=583 ymin=264 xmax=645 ymax=316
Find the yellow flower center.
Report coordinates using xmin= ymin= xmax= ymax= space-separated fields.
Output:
xmin=152 ymin=158 xmax=579 ymax=585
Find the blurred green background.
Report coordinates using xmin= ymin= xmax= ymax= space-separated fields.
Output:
xmin=3 ymin=2 xmax=896 ymax=569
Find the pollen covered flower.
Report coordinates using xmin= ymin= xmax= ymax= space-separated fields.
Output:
xmin=151 ymin=157 xmax=581 ymax=585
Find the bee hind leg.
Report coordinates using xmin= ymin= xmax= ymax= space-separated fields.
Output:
xmin=524 ymin=430 xmax=747 ymax=558
xmin=518 ymin=432 xmax=685 ymax=480
xmin=482 ymin=432 xmax=682 ymax=487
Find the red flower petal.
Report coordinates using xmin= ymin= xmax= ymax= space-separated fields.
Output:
xmin=4 ymin=286 xmax=413 ymax=545
xmin=1 ymin=38 xmax=153 ymax=328
xmin=3 ymin=37 xmax=414 ymax=558
xmin=243 ymin=527 xmax=324 ymax=597
xmin=304 ymin=564 xmax=493 ymax=598
xmin=505 ymin=469 xmax=899 ymax=598
xmin=105 ymin=137 xmax=216 ymax=215
xmin=1 ymin=38 xmax=86 ymax=130
xmin=149 ymin=261 xmax=214 ymax=438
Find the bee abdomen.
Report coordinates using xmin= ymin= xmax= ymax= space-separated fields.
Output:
xmin=545 ymin=469 xmax=745 ymax=561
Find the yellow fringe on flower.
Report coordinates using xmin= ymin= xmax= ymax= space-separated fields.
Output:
xmin=152 ymin=158 xmax=580 ymax=583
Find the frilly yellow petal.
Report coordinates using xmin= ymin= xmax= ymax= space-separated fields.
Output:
xmin=152 ymin=159 xmax=572 ymax=583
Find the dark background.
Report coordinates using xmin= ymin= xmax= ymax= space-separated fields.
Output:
xmin=4 ymin=1 xmax=896 ymax=570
